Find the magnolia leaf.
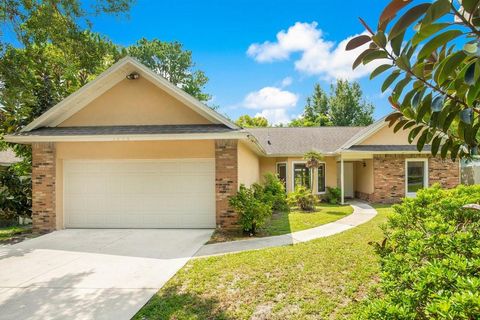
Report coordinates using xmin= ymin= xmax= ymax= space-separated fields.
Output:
xmin=467 ymin=80 xmax=480 ymax=106
xmin=450 ymin=143 xmax=461 ymax=160
xmin=372 ymin=31 xmax=387 ymax=48
xmin=417 ymin=94 xmax=432 ymax=122
xmin=431 ymin=96 xmax=444 ymax=112
xmin=437 ymin=51 xmax=467 ymax=85
xmin=462 ymin=0 xmax=480 ymax=14
xmin=465 ymin=62 xmax=476 ymax=86
xmin=393 ymin=76 xmax=412 ymax=97
xmin=382 ymin=70 xmax=401 ymax=92
xmin=391 ymin=30 xmax=406 ymax=56
xmin=463 ymin=42 xmax=478 ymax=55
xmin=431 ymin=136 xmax=442 ymax=156
xmin=346 ymin=35 xmax=372 ymax=51
xmin=412 ymin=23 xmax=450 ymax=45
xmin=412 ymin=90 xmax=424 ymax=108
xmin=403 ymin=120 xmax=416 ymax=130
xmin=394 ymin=119 xmax=409 ymax=132
xmin=370 ymin=64 xmax=393 ymax=79
xmin=363 ymin=50 xmax=389 ymax=64
xmin=443 ymin=110 xmax=458 ymax=132
xmin=385 ymin=112 xmax=404 ymax=126
xmin=389 ymin=3 xmax=431 ymax=40
xmin=409 ymin=125 xmax=423 ymax=143
xmin=440 ymin=138 xmax=452 ymax=158
xmin=379 ymin=0 xmax=413 ymax=27
xmin=417 ymin=30 xmax=463 ymax=60
xmin=417 ymin=129 xmax=429 ymax=151
xmin=422 ymin=0 xmax=451 ymax=25
xmin=352 ymin=48 xmax=376 ymax=69
xmin=460 ymin=108 xmax=473 ymax=124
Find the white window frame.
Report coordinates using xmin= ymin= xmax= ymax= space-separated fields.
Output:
xmin=405 ymin=158 xmax=428 ymax=197
xmin=276 ymin=162 xmax=287 ymax=191
xmin=291 ymin=161 xmax=313 ymax=191
xmin=316 ymin=162 xmax=327 ymax=194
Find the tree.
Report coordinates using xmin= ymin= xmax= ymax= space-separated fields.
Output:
xmin=125 ymin=38 xmax=211 ymax=102
xmin=290 ymin=80 xmax=374 ymax=127
xmin=0 ymin=0 xmax=132 ymax=48
xmin=235 ymin=115 xmax=269 ymax=128
xmin=348 ymin=0 xmax=480 ymax=159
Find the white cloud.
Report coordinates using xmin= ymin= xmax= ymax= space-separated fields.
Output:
xmin=239 ymin=86 xmax=299 ymax=125
xmin=247 ymin=22 xmax=387 ymax=80
xmin=244 ymin=86 xmax=298 ymax=110
xmin=255 ymin=109 xmax=291 ymax=125
xmin=280 ymin=76 xmax=293 ymax=87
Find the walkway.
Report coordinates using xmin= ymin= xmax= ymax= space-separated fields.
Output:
xmin=194 ymin=200 xmax=377 ymax=258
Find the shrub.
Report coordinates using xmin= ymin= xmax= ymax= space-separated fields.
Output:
xmin=262 ymin=173 xmax=289 ymax=212
xmin=360 ymin=185 xmax=480 ymax=319
xmin=325 ymin=186 xmax=341 ymax=204
xmin=0 ymin=163 xmax=31 ymax=220
xmin=229 ymin=183 xmax=272 ymax=234
xmin=287 ymin=186 xmax=317 ymax=211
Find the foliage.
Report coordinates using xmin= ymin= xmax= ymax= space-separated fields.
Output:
xmin=0 ymin=162 xmax=32 ymax=219
xmin=361 ymin=185 xmax=480 ymax=319
xmin=349 ymin=0 xmax=480 ymax=159
xmin=303 ymin=150 xmax=324 ymax=169
xmin=326 ymin=186 xmax=341 ymax=205
xmin=0 ymin=0 xmax=132 ymax=49
xmin=287 ymin=186 xmax=317 ymax=211
xmin=235 ymin=115 xmax=269 ymax=128
xmin=125 ymin=38 xmax=211 ymax=102
xmin=262 ymin=173 xmax=289 ymax=212
xmin=289 ymin=80 xmax=374 ymax=127
xmin=229 ymin=184 xmax=272 ymax=234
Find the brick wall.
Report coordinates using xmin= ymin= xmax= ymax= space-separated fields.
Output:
xmin=32 ymin=143 xmax=56 ymax=232
xmin=215 ymin=139 xmax=238 ymax=229
xmin=369 ymin=154 xmax=460 ymax=204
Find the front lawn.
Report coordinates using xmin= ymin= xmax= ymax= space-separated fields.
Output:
xmin=134 ymin=205 xmax=393 ymax=320
xmin=0 ymin=225 xmax=32 ymax=243
xmin=209 ymin=203 xmax=353 ymax=243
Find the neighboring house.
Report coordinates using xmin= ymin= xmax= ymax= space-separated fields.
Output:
xmin=0 ymin=149 xmax=21 ymax=170
xmin=4 ymin=57 xmax=460 ymax=233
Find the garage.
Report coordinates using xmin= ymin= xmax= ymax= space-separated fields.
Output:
xmin=63 ymin=159 xmax=215 ymax=228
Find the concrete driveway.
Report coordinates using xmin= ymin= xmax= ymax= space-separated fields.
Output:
xmin=0 ymin=229 xmax=213 ymax=320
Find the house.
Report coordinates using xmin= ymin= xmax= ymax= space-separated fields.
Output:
xmin=4 ymin=57 xmax=460 ymax=233
xmin=0 ymin=149 xmax=21 ymax=170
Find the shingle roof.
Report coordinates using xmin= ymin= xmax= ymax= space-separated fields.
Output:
xmin=347 ymin=145 xmax=431 ymax=152
xmin=0 ymin=149 xmax=21 ymax=165
xmin=14 ymin=124 xmax=234 ymax=136
xmin=247 ymin=127 xmax=366 ymax=155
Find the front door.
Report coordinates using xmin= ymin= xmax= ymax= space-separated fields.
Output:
xmin=337 ymin=162 xmax=354 ymax=198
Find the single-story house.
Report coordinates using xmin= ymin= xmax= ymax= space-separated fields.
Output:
xmin=5 ymin=57 xmax=460 ymax=232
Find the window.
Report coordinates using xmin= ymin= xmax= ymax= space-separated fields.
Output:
xmin=293 ymin=162 xmax=311 ymax=190
xmin=276 ymin=163 xmax=287 ymax=190
xmin=406 ymin=159 xmax=428 ymax=196
xmin=317 ymin=163 xmax=326 ymax=193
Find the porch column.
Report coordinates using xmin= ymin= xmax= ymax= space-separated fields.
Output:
xmin=340 ymin=157 xmax=345 ymax=205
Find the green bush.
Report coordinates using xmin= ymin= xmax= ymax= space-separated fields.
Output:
xmin=0 ymin=163 xmax=31 ymax=220
xmin=360 ymin=185 xmax=480 ymax=319
xmin=326 ymin=186 xmax=341 ymax=204
xmin=262 ymin=173 xmax=289 ymax=212
xmin=229 ymin=183 xmax=272 ymax=234
xmin=287 ymin=186 xmax=317 ymax=211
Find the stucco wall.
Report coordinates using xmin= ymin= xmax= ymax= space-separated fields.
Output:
xmin=354 ymin=159 xmax=374 ymax=194
xmin=237 ymin=141 xmax=260 ymax=187
xmin=55 ymin=140 xmax=215 ymax=229
xmin=59 ymin=78 xmax=212 ymax=127
xmin=360 ymin=124 xmax=411 ymax=145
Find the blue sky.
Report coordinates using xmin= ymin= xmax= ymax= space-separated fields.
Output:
xmin=32 ymin=1 xmax=398 ymax=124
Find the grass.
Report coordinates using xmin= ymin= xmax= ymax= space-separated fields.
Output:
xmin=208 ymin=203 xmax=353 ymax=243
xmin=0 ymin=225 xmax=32 ymax=242
xmin=134 ymin=205 xmax=394 ymax=320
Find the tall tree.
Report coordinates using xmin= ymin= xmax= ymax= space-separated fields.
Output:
xmin=126 ymin=38 xmax=211 ymax=102
xmin=290 ymin=80 xmax=374 ymax=127
xmin=348 ymin=0 xmax=480 ymax=159
xmin=235 ymin=115 xmax=269 ymax=128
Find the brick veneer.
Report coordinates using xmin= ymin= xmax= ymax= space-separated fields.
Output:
xmin=215 ymin=139 xmax=238 ymax=229
xmin=32 ymin=143 xmax=56 ymax=232
xmin=369 ymin=154 xmax=459 ymax=204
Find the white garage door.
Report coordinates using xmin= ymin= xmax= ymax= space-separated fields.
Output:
xmin=64 ymin=159 xmax=215 ymax=228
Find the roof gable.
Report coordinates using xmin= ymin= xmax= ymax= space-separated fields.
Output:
xmin=22 ymin=57 xmax=238 ymax=132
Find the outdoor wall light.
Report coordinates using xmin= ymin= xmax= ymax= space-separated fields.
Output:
xmin=126 ymin=72 xmax=140 ymax=80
